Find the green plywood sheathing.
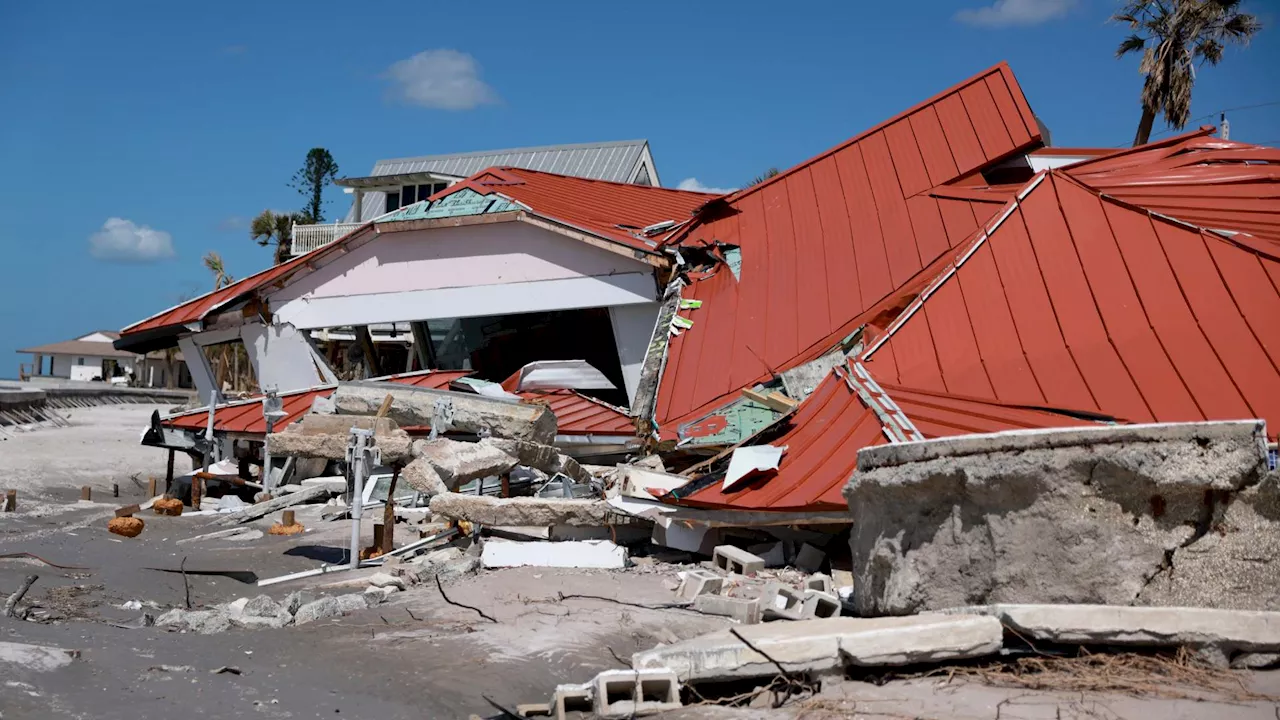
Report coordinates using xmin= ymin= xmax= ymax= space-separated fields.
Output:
xmin=676 ymin=397 xmax=780 ymax=447
xmin=723 ymin=247 xmax=743 ymax=281
xmin=377 ymin=188 xmax=526 ymax=223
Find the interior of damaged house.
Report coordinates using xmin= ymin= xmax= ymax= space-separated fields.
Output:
xmin=3 ymin=3 xmax=1280 ymax=718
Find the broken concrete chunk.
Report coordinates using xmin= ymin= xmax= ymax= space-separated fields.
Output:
xmin=845 ymin=421 xmax=1270 ymax=616
xmin=634 ymin=615 xmax=1003 ymax=682
xmin=712 ymin=545 xmax=765 ymax=576
xmin=367 ymin=572 xmax=407 ymax=591
xmin=294 ymin=596 xmax=343 ymax=625
xmin=332 ymin=382 xmax=557 ymax=444
xmin=288 ymin=413 xmax=398 ymax=436
xmin=676 ymin=569 xmax=723 ymax=601
xmin=407 ymin=547 xmax=480 ymax=584
xmin=937 ymin=604 xmax=1280 ymax=656
xmin=429 ymin=492 xmax=610 ymax=527
xmin=334 ymin=593 xmax=370 ymax=614
xmin=230 ymin=609 xmax=293 ymax=630
xmin=243 ymin=595 xmax=283 ymax=618
xmin=267 ymin=428 xmax=413 ymax=463
xmin=0 ymin=641 xmax=79 ymax=672
xmin=485 ymin=437 xmax=593 ymax=484
xmin=693 ymin=595 xmax=762 ymax=625
xmin=283 ymin=590 xmax=316 ymax=616
xmin=412 ymin=437 xmax=518 ymax=489
xmin=401 ymin=456 xmax=448 ymax=495
xmin=795 ymin=543 xmax=826 ymax=573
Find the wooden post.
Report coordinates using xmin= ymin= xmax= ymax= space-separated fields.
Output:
xmin=409 ymin=321 xmax=438 ymax=371
xmin=282 ymin=510 xmax=295 ymax=527
xmin=148 ymin=477 xmax=157 ymax=498
xmin=191 ymin=476 xmax=202 ymax=511
xmin=372 ymin=523 xmax=384 ymax=553
xmin=165 ymin=449 xmax=175 ymax=494
xmin=355 ymin=325 xmax=382 ymax=378
xmin=500 ymin=473 xmax=511 ymax=498
xmin=381 ymin=468 xmax=399 ymax=555
xmin=80 ymin=486 xmax=91 ymax=502
xmin=4 ymin=490 xmax=15 ymax=512
xmin=112 ymin=483 xmax=119 ymax=498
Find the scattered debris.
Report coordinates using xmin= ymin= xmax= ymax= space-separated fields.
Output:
xmin=107 ymin=516 xmax=144 ymax=538
xmin=153 ymin=497 xmax=183 ymax=516
xmin=0 ymin=642 xmax=80 ymax=672
xmin=4 ymin=574 xmax=38 ymax=618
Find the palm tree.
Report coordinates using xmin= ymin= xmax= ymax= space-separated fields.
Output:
xmin=250 ymin=210 xmax=304 ymax=265
xmin=200 ymin=251 xmax=241 ymax=392
xmin=1113 ymin=0 xmax=1261 ymax=146
xmin=202 ymin=251 xmax=233 ymax=289
xmin=748 ymin=168 xmax=780 ymax=187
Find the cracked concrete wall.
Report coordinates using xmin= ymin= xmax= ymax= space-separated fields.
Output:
xmin=844 ymin=422 xmax=1270 ymax=617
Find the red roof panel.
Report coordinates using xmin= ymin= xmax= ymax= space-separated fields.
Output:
xmin=865 ymin=171 xmax=1280 ymax=440
xmin=654 ymin=64 xmax=1043 ymax=429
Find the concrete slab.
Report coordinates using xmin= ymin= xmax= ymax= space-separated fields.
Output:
xmin=430 ymin=492 xmax=611 ymax=527
xmin=937 ymin=604 xmax=1280 ymax=654
xmin=633 ymin=615 xmax=1002 ymax=682
xmin=481 ymin=539 xmax=628 ymax=569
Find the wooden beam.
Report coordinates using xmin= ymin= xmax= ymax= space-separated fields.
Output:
xmin=741 ymin=388 xmax=797 ymax=413
xmin=409 ymin=321 xmax=437 ymax=370
xmin=355 ymin=325 xmax=381 ymax=378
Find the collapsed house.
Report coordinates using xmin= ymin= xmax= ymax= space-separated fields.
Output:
xmin=113 ymin=61 xmax=1279 ymax=543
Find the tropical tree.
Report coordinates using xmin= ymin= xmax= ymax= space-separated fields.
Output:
xmin=1113 ymin=0 xmax=1262 ymax=146
xmin=250 ymin=210 xmax=304 ymax=265
xmin=199 ymin=251 xmax=246 ymax=392
xmin=289 ymin=148 xmax=340 ymax=223
xmin=202 ymin=251 xmax=234 ymax=289
xmin=748 ymin=168 xmax=780 ymax=187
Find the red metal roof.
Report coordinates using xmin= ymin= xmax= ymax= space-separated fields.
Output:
xmin=653 ymin=63 xmax=1044 ymax=428
xmin=862 ymin=170 xmax=1280 ymax=441
xmin=441 ymin=166 xmax=719 ymax=253
xmin=1062 ymin=129 xmax=1280 ymax=244
xmin=673 ymin=368 xmax=1097 ymax=512
xmin=518 ymin=389 xmax=635 ymax=436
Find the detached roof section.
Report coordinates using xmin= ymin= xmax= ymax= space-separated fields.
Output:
xmin=655 ymin=63 xmax=1044 ymax=427
xmin=862 ymin=170 xmax=1280 ymax=440
xmin=671 ymin=365 xmax=1096 ymax=512
xmin=380 ymin=166 xmax=719 ymax=254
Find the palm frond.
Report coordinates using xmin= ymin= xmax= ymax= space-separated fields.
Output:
xmin=1116 ymin=34 xmax=1147 ymax=57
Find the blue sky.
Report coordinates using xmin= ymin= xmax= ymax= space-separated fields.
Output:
xmin=1 ymin=0 xmax=1277 ymax=377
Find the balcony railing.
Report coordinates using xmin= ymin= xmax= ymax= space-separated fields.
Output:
xmin=290 ymin=222 xmax=364 ymax=256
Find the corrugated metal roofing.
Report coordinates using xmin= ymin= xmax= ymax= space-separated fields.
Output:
xmin=654 ymin=63 xmax=1043 ymax=428
xmin=1063 ymin=129 xmax=1280 ymax=244
xmin=428 ymin=166 xmax=718 ymax=253
xmin=674 ymin=367 xmax=1097 ymax=512
xmin=519 ymin=389 xmax=635 ymax=436
xmin=343 ymin=140 xmax=651 ymax=222
xmin=862 ymin=170 xmax=1280 ymax=441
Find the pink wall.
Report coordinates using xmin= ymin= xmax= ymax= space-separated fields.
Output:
xmin=272 ymin=222 xmax=650 ymax=303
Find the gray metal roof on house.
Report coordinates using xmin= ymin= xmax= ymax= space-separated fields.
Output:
xmin=341 ymin=140 xmax=654 ymax=222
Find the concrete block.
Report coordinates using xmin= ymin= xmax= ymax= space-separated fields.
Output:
xmin=760 ymin=583 xmax=804 ymax=621
xmin=712 ymin=545 xmax=765 ymax=576
xmin=516 ymin=701 xmax=552 ymax=717
xmin=633 ymin=615 xmax=1003 ymax=682
xmin=481 ymin=539 xmax=628 ymax=569
xmin=693 ymin=595 xmax=762 ymax=625
xmin=413 ymin=437 xmax=518 ymax=489
xmin=937 ymin=604 xmax=1280 ymax=655
xmin=676 ymin=569 xmax=724 ymax=601
xmin=795 ymin=543 xmax=826 ymax=572
xmin=592 ymin=669 xmax=681 ymax=718
xmin=430 ymin=492 xmax=611 ymax=527
xmin=331 ymin=382 xmax=557 ymax=443
xmin=805 ymin=574 xmax=834 ymax=594
xmin=551 ymin=682 xmax=592 ymax=720
xmin=802 ymin=589 xmax=842 ymax=619
xmin=747 ymin=541 xmax=787 ymax=568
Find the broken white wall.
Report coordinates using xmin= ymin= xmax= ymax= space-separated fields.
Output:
xmin=241 ymin=322 xmax=337 ymax=392
xmin=267 ymin=222 xmax=659 ymax=329
xmin=609 ymin=303 xmax=661 ymax=404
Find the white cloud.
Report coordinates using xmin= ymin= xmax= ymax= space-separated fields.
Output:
xmin=677 ymin=177 xmax=737 ymax=195
xmin=88 ymin=218 xmax=176 ymax=262
xmin=385 ymin=49 xmax=499 ymax=110
xmin=954 ymin=0 xmax=1075 ymax=27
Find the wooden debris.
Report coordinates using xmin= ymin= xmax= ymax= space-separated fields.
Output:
xmin=741 ymin=388 xmax=797 ymax=413
xmin=80 ymin=486 xmax=91 ymax=502
xmin=4 ymin=574 xmax=37 ymax=618
xmin=211 ymin=484 xmax=330 ymax=526
xmin=4 ymin=489 xmax=14 ymax=512
xmin=114 ymin=504 xmax=141 ymax=518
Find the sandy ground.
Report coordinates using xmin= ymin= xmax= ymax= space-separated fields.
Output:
xmin=2 ymin=411 xmax=1278 ymax=719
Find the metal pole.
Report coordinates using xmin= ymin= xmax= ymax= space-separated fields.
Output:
xmin=347 ymin=428 xmax=373 ymax=569
xmin=262 ymin=416 xmax=275 ymax=493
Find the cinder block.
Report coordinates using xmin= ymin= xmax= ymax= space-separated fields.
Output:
xmin=712 ymin=545 xmax=765 ymax=576
xmin=760 ymin=583 xmax=804 ymax=621
xmin=592 ymin=668 xmax=682 ymax=718
xmin=795 ymin=543 xmax=826 ymax=572
xmin=804 ymin=573 xmax=834 ymax=594
xmin=552 ymin=682 xmax=592 ymax=720
xmin=516 ymin=701 xmax=552 ymax=717
xmin=693 ymin=594 xmax=762 ymax=624
xmin=802 ymin=589 xmax=842 ymax=619
xmin=676 ymin=569 xmax=724 ymax=601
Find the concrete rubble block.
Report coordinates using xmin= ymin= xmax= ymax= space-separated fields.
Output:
xmin=802 ymin=589 xmax=842 ymax=619
xmin=551 ymin=682 xmax=593 ymax=720
xmin=795 ymin=543 xmax=826 ymax=573
xmin=487 ymin=438 xmax=593 ymax=484
xmin=938 ymin=604 xmax=1280 ymax=657
xmin=844 ymin=421 xmax=1270 ymax=616
xmin=364 ymin=586 xmax=398 ymax=603
xmin=481 ymin=539 xmax=628 ymax=569
xmin=712 ymin=545 xmax=765 ymax=576
xmin=289 ymin=413 xmax=398 ymax=436
xmin=804 ymin=574 xmax=834 ymax=594
xmin=633 ymin=615 xmax=1003 ymax=682
xmin=231 ymin=609 xmax=294 ymax=630
xmin=224 ymin=597 xmax=250 ymax=616
xmin=515 ymin=702 xmax=552 ymax=717
xmin=1138 ymin=470 xmax=1280 ymax=611
xmin=412 ymin=437 xmax=519 ymax=489
xmin=294 ymin=596 xmax=343 ymax=625
xmin=283 ymin=590 xmax=316 ymax=615
xmin=268 ymin=429 xmax=413 ymax=463
xmin=401 ymin=456 xmax=447 ymax=496
xmin=676 ymin=569 xmax=724 ymax=601
xmin=407 ymin=547 xmax=481 ymax=584
xmin=592 ymin=668 xmax=682 ymax=718
xmin=429 ymin=492 xmax=611 ymax=527
xmin=243 ymin=595 xmax=284 ymax=618
xmin=331 ymin=382 xmax=557 ymax=444
xmin=0 ymin=641 xmax=79 ymax=672
xmin=335 ymin=593 xmax=370 ymax=614
xmin=747 ymin=541 xmax=787 ymax=568
xmin=760 ymin=583 xmax=805 ymax=621
xmin=367 ymin=572 xmax=407 ymax=591
xmin=184 ymin=610 xmax=232 ymax=635
xmin=693 ymin=595 xmax=762 ymax=625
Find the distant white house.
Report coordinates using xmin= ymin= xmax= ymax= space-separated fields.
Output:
xmin=18 ymin=330 xmax=190 ymax=388
xmin=290 ymin=140 xmax=661 ymax=256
